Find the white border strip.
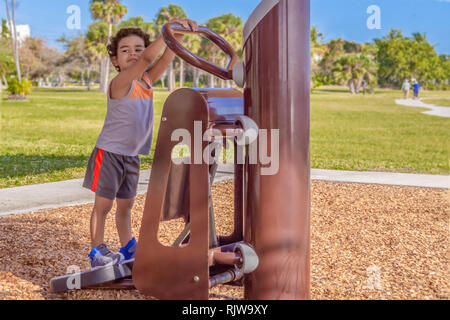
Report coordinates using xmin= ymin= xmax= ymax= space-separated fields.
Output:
xmin=243 ymin=0 xmax=280 ymax=44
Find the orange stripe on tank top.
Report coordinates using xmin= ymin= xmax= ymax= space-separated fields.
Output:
xmin=129 ymin=77 xmax=153 ymax=99
xmin=91 ymin=149 xmax=104 ymax=192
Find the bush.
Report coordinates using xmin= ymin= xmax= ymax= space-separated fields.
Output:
xmin=7 ymin=78 xmax=32 ymax=99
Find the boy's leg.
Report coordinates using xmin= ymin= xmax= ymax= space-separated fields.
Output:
xmin=115 ymin=154 xmax=140 ymax=248
xmin=90 ymin=195 xmax=115 ymax=248
xmin=116 ymin=197 xmax=135 ymax=247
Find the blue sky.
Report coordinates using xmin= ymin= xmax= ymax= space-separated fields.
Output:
xmin=1 ymin=0 xmax=449 ymax=54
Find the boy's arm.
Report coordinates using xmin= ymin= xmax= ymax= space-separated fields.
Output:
xmin=147 ymin=19 xmax=198 ymax=84
xmin=146 ymin=34 xmax=184 ymax=84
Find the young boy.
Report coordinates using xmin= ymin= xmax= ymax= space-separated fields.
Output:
xmin=83 ymin=19 xmax=198 ymax=268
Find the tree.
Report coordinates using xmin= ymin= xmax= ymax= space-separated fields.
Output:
xmin=4 ymin=0 xmax=21 ymax=81
xmin=119 ymin=16 xmax=155 ymax=38
xmin=86 ymin=21 xmax=110 ymax=89
xmin=436 ymin=54 xmax=450 ymax=90
xmin=202 ymin=14 xmax=243 ymax=88
xmin=154 ymin=4 xmax=187 ymax=91
xmin=0 ymin=38 xmax=14 ymax=94
xmin=19 ymin=37 xmax=61 ymax=81
xmin=90 ymin=0 xmax=128 ymax=93
xmin=205 ymin=14 xmax=243 ymax=88
xmin=316 ymin=38 xmax=363 ymax=86
xmin=332 ymin=50 xmax=377 ymax=94
xmin=184 ymin=33 xmax=202 ymax=87
xmin=58 ymin=34 xmax=101 ymax=90
xmin=311 ymin=26 xmax=326 ymax=89
xmin=374 ymin=29 xmax=444 ymax=89
xmin=1 ymin=18 xmax=11 ymax=38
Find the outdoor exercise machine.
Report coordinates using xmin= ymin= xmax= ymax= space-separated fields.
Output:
xmin=50 ymin=0 xmax=310 ymax=300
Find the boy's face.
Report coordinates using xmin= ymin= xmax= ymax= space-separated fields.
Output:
xmin=111 ymin=35 xmax=145 ymax=72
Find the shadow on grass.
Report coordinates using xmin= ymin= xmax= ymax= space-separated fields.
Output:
xmin=32 ymin=88 xmax=98 ymax=94
xmin=0 ymin=154 xmax=89 ymax=180
xmin=312 ymin=88 xmax=350 ymax=94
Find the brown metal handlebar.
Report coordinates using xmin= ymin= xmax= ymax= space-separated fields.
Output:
xmin=161 ymin=22 xmax=239 ymax=80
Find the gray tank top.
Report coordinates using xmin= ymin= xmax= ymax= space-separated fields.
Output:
xmin=96 ymin=72 xmax=154 ymax=156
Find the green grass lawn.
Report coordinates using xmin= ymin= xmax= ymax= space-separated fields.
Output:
xmin=0 ymin=86 xmax=449 ymax=188
xmin=0 ymin=87 xmax=169 ymax=188
xmin=421 ymin=97 xmax=450 ymax=107
xmin=310 ymin=87 xmax=449 ymax=174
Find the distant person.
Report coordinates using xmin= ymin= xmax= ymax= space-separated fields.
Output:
xmin=413 ymin=79 xmax=420 ymax=100
xmin=401 ymin=79 xmax=410 ymax=99
xmin=82 ymin=20 xmax=199 ymax=268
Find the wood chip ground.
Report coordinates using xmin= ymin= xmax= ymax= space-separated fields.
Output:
xmin=0 ymin=180 xmax=448 ymax=300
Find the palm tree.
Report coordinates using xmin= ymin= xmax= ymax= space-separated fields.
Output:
xmin=154 ymin=4 xmax=187 ymax=91
xmin=119 ymin=16 xmax=155 ymax=39
xmin=86 ymin=20 xmax=109 ymax=89
xmin=184 ymin=33 xmax=202 ymax=87
xmin=90 ymin=0 xmax=128 ymax=93
xmin=205 ymin=14 xmax=243 ymax=88
xmin=4 ymin=0 xmax=21 ymax=81
xmin=332 ymin=52 xmax=377 ymax=94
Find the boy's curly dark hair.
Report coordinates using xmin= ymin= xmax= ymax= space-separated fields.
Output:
xmin=107 ymin=27 xmax=152 ymax=72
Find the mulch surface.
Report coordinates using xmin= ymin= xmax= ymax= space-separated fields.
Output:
xmin=0 ymin=180 xmax=448 ymax=300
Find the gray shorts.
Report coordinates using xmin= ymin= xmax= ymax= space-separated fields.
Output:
xmin=83 ymin=147 xmax=140 ymax=200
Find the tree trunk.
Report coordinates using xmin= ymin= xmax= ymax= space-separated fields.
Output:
xmin=11 ymin=0 xmax=21 ymax=81
xmin=208 ymin=75 xmax=214 ymax=88
xmin=168 ymin=61 xmax=175 ymax=92
xmin=348 ymin=79 xmax=356 ymax=94
xmin=161 ymin=70 xmax=166 ymax=88
xmin=59 ymin=72 xmax=65 ymax=87
xmin=208 ymin=53 xmax=217 ymax=88
xmin=6 ymin=0 xmax=21 ymax=81
xmin=219 ymin=58 xmax=228 ymax=88
xmin=100 ymin=23 xmax=113 ymax=94
xmin=87 ymin=68 xmax=91 ymax=91
xmin=355 ymin=77 xmax=365 ymax=94
xmin=99 ymin=59 xmax=105 ymax=92
xmin=193 ymin=68 xmax=199 ymax=88
xmin=179 ymin=59 xmax=184 ymax=88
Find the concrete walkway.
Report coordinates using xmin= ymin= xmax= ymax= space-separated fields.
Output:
xmin=395 ymin=99 xmax=450 ymax=118
xmin=0 ymin=164 xmax=448 ymax=218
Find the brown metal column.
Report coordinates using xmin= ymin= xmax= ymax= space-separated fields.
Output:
xmin=243 ymin=0 xmax=310 ymax=299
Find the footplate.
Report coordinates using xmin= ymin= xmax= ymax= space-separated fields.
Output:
xmin=49 ymin=259 xmax=134 ymax=293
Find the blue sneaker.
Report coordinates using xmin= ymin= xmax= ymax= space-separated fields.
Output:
xmin=89 ymin=244 xmax=124 ymax=268
xmin=119 ymin=238 xmax=137 ymax=261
